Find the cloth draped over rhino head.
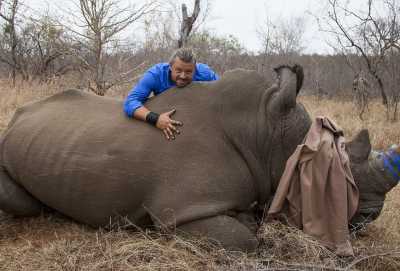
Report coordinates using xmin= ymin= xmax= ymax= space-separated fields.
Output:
xmin=267 ymin=116 xmax=359 ymax=256
xmin=371 ymin=145 xmax=400 ymax=183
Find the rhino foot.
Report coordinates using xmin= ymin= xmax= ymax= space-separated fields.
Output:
xmin=0 ymin=167 xmax=43 ymax=216
xmin=177 ymin=215 xmax=259 ymax=252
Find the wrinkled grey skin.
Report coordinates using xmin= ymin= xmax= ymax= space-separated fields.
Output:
xmin=0 ymin=65 xmax=397 ymax=252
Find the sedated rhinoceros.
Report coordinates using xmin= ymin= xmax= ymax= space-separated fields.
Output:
xmin=0 ymin=65 xmax=398 ymax=252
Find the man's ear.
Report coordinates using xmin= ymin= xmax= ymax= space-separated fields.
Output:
xmin=346 ymin=129 xmax=372 ymax=163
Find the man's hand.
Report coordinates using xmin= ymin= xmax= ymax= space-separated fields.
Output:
xmin=156 ymin=109 xmax=183 ymax=140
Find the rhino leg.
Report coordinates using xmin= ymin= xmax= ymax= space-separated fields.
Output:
xmin=0 ymin=167 xmax=43 ymax=216
xmin=177 ymin=215 xmax=259 ymax=252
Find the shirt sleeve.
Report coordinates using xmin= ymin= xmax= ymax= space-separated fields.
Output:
xmin=207 ymin=68 xmax=219 ymax=81
xmin=123 ymin=70 xmax=158 ymax=118
xmin=196 ymin=63 xmax=219 ymax=81
xmin=211 ymin=71 xmax=219 ymax=81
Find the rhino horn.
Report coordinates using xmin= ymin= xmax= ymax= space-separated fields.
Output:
xmin=349 ymin=129 xmax=399 ymax=191
xmin=271 ymin=64 xmax=304 ymax=114
xmin=346 ymin=129 xmax=371 ymax=163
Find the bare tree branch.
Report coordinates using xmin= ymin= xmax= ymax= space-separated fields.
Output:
xmin=321 ymin=0 xmax=400 ymax=119
xmin=0 ymin=0 xmax=21 ymax=85
xmin=257 ymin=7 xmax=306 ymax=58
xmin=178 ymin=0 xmax=201 ymax=48
xmin=326 ymin=0 xmax=389 ymax=106
xmin=57 ymin=0 xmax=158 ymax=95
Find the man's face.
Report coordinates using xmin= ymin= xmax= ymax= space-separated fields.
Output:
xmin=170 ymin=57 xmax=195 ymax=88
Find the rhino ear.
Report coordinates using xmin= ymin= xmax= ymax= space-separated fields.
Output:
xmin=291 ymin=64 xmax=304 ymax=94
xmin=270 ymin=64 xmax=303 ymax=114
xmin=347 ymin=129 xmax=372 ymax=163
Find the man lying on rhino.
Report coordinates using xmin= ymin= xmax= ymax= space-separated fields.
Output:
xmin=124 ymin=48 xmax=219 ymax=140
xmin=0 ymin=64 xmax=398 ymax=254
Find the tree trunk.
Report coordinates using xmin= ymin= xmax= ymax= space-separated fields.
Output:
xmin=178 ymin=0 xmax=200 ymax=48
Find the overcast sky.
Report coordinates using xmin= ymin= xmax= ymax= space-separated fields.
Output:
xmin=23 ymin=0 xmax=370 ymax=54
xmin=207 ymin=0 xmax=325 ymax=53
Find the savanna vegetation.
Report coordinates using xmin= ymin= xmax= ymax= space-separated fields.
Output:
xmin=0 ymin=0 xmax=399 ymax=270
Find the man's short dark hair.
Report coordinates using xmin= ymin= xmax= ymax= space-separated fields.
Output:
xmin=169 ymin=48 xmax=197 ymax=65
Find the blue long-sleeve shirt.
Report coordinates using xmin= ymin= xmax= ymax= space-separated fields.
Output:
xmin=123 ymin=63 xmax=219 ymax=117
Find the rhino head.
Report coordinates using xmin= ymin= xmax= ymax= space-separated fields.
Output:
xmin=263 ymin=65 xmax=398 ymax=229
xmin=347 ymin=130 xmax=399 ymax=229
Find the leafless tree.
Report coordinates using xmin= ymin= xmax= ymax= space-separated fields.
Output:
xmin=60 ymin=0 xmax=157 ymax=96
xmin=257 ymin=13 xmax=306 ymax=73
xmin=21 ymin=14 xmax=74 ymax=82
xmin=322 ymin=0 xmax=400 ymax=119
xmin=178 ymin=0 xmax=200 ymax=48
xmin=140 ymin=10 xmax=177 ymax=61
xmin=0 ymin=3 xmax=83 ymax=84
xmin=0 ymin=0 xmax=21 ymax=85
xmin=165 ymin=0 xmax=211 ymax=49
xmin=187 ymin=30 xmax=248 ymax=73
xmin=258 ymin=17 xmax=306 ymax=55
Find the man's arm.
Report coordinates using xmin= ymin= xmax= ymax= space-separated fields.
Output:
xmin=123 ymin=70 xmax=182 ymax=140
xmin=209 ymin=68 xmax=219 ymax=81
xmin=123 ymin=71 xmax=156 ymax=118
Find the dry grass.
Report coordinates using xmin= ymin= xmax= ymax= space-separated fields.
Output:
xmin=0 ymin=80 xmax=399 ymax=270
xmin=0 ymin=213 xmax=252 ymax=271
xmin=299 ymin=96 xmax=400 ymax=149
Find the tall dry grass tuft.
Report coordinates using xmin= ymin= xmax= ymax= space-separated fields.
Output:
xmin=0 ymin=81 xmax=399 ymax=270
xmin=0 ymin=79 xmax=64 ymax=131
